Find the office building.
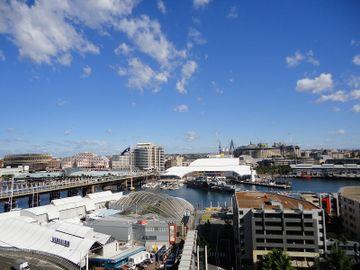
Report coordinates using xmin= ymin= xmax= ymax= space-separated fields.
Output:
xmin=110 ymin=154 xmax=131 ymax=170
xmin=132 ymin=143 xmax=164 ymax=171
xmin=339 ymin=186 xmax=360 ymax=241
xmin=233 ymin=191 xmax=326 ymax=269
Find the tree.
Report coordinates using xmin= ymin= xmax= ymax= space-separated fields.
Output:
xmin=257 ymin=249 xmax=293 ymax=270
xmin=323 ymin=243 xmax=354 ymax=270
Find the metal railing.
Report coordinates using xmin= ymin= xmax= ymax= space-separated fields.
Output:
xmin=0 ymin=172 xmax=156 ymax=200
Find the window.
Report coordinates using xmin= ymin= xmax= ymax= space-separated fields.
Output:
xmin=145 ymin=236 xmax=157 ymax=240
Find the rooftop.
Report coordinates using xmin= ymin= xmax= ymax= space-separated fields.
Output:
xmin=235 ymin=191 xmax=319 ymax=210
xmin=340 ymin=186 xmax=360 ymax=202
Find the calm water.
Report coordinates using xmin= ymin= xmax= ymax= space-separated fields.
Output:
xmin=2 ymin=178 xmax=360 ymax=211
xmin=160 ymin=178 xmax=360 ymax=209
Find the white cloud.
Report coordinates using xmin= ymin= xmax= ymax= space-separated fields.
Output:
xmin=306 ymin=50 xmax=320 ymax=66
xmin=186 ymin=131 xmax=198 ymax=141
xmin=176 ymin=60 xmax=198 ymax=94
xmin=317 ymin=90 xmax=348 ymax=103
xmin=64 ymin=130 xmax=71 ymax=136
xmin=0 ymin=0 xmax=132 ymax=65
xmin=350 ymin=90 xmax=360 ymax=100
xmin=0 ymin=49 xmax=5 ymax=61
xmin=116 ymin=15 xmax=184 ymax=67
xmin=347 ymin=75 xmax=360 ymax=88
xmin=296 ymin=73 xmax=333 ymax=93
xmin=82 ymin=65 xmax=92 ymax=77
xmin=334 ymin=129 xmax=346 ymax=135
xmin=193 ymin=0 xmax=211 ymax=9
xmin=286 ymin=51 xmax=304 ymax=67
xmin=353 ymin=54 xmax=360 ymax=66
xmin=227 ymin=6 xmax=238 ymax=19
xmin=352 ymin=104 xmax=360 ymax=113
xmin=106 ymin=128 xmax=113 ymax=134
xmin=174 ymin=104 xmax=189 ymax=113
xmin=157 ymin=0 xmax=166 ymax=14
xmin=286 ymin=50 xmax=319 ymax=67
xmin=114 ymin=42 xmax=132 ymax=56
xmin=119 ymin=57 xmax=168 ymax=91
xmin=188 ymin=27 xmax=207 ymax=45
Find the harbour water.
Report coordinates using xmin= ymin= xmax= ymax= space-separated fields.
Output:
xmin=4 ymin=177 xmax=360 ymax=212
xmin=160 ymin=177 xmax=360 ymax=209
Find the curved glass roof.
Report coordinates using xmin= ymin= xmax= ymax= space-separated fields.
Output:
xmin=109 ymin=191 xmax=194 ymax=221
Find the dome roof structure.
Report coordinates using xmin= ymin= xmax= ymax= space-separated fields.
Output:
xmin=109 ymin=191 xmax=194 ymax=221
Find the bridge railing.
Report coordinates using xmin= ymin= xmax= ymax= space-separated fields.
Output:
xmin=0 ymin=172 xmax=157 ymax=199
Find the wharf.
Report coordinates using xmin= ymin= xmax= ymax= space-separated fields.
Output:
xmin=235 ymin=180 xmax=291 ymax=189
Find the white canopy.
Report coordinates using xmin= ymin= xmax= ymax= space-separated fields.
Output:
xmin=163 ymin=158 xmax=256 ymax=178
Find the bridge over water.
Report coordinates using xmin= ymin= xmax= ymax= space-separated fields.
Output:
xmin=0 ymin=172 xmax=158 ymax=211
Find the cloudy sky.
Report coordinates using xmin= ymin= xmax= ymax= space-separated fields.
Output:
xmin=0 ymin=0 xmax=359 ymax=156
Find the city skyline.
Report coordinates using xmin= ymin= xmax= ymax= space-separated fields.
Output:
xmin=1 ymin=0 xmax=360 ymax=156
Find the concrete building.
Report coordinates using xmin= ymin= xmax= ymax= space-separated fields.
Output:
xmin=290 ymin=164 xmax=360 ymax=178
xmin=132 ymin=143 xmax=164 ymax=171
xmin=3 ymin=153 xmax=60 ymax=172
xmin=233 ymin=191 xmax=326 ymax=269
xmin=339 ymin=186 xmax=360 ymax=241
xmin=165 ymin=155 xmax=184 ymax=170
xmin=61 ymin=152 xmax=109 ymax=169
xmin=234 ymin=143 xmax=300 ymax=160
xmin=110 ymin=154 xmax=131 ymax=170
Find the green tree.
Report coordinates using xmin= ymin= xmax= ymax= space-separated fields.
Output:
xmin=323 ymin=243 xmax=354 ymax=270
xmin=257 ymin=249 xmax=293 ymax=270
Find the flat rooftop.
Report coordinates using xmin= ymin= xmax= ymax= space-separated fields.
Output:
xmin=235 ymin=192 xmax=319 ymax=210
xmin=340 ymin=186 xmax=360 ymax=202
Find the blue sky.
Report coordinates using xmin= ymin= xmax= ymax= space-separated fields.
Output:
xmin=0 ymin=0 xmax=360 ymax=156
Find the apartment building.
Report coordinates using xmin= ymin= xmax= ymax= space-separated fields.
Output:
xmin=132 ymin=143 xmax=164 ymax=171
xmin=233 ymin=192 xmax=326 ymax=269
xmin=339 ymin=186 xmax=360 ymax=241
xmin=110 ymin=154 xmax=131 ymax=170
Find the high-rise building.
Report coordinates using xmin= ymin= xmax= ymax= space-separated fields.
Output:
xmin=132 ymin=143 xmax=164 ymax=171
xmin=339 ymin=186 xmax=360 ymax=241
xmin=233 ymin=191 xmax=326 ymax=269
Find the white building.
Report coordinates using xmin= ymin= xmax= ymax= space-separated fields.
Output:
xmin=0 ymin=191 xmax=123 ymax=267
xmin=164 ymin=158 xmax=256 ymax=180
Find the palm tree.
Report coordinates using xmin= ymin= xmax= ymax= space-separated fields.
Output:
xmin=257 ymin=249 xmax=293 ymax=270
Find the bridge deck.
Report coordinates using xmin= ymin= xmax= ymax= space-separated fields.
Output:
xmin=0 ymin=173 xmax=156 ymax=201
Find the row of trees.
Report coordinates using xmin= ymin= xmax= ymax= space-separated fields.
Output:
xmin=257 ymin=245 xmax=359 ymax=270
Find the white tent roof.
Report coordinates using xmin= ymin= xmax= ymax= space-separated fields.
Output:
xmin=0 ymin=217 xmax=99 ymax=266
xmin=164 ymin=158 xmax=255 ymax=178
